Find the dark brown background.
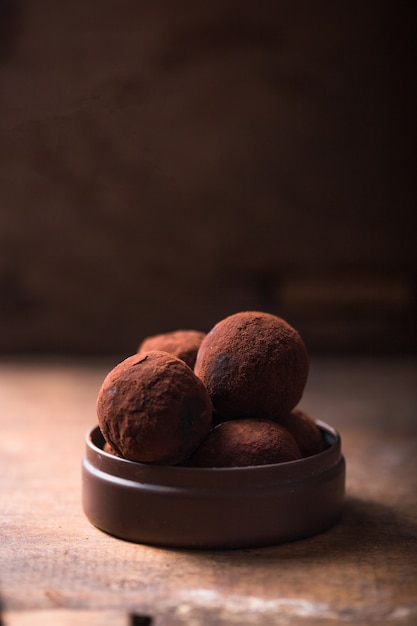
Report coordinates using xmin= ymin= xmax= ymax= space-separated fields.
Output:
xmin=0 ymin=0 xmax=415 ymax=357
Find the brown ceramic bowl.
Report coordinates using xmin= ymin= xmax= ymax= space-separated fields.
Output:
xmin=82 ymin=421 xmax=345 ymax=549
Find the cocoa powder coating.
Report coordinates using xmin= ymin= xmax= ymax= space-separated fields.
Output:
xmin=138 ymin=329 xmax=206 ymax=369
xmin=194 ymin=311 xmax=309 ymax=422
xmin=282 ymin=408 xmax=326 ymax=458
xmin=188 ymin=418 xmax=302 ymax=467
xmin=96 ymin=351 xmax=213 ymax=465
xmin=103 ymin=441 xmax=121 ymax=457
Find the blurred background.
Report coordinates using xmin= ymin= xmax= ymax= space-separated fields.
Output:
xmin=0 ymin=0 xmax=415 ymax=358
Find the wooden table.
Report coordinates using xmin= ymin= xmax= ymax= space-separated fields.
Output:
xmin=1 ymin=357 xmax=416 ymax=625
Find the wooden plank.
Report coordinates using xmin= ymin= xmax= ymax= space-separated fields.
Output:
xmin=2 ymin=610 xmax=129 ymax=626
xmin=0 ymin=358 xmax=416 ymax=625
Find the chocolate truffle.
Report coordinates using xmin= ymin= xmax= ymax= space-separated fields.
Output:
xmin=188 ymin=418 xmax=302 ymax=467
xmin=103 ymin=441 xmax=122 ymax=457
xmin=96 ymin=351 xmax=213 ymax=465
xmin=138 ymin=329 xmax=206 ymax=369
xmin=194 ymin=311 xmax=309 ymax=422
xmin=281 ymin=408 xmax=326 ymax=458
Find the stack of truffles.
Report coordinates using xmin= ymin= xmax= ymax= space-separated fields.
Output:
xmin=96 ymin=311 xmax=325 ymax=467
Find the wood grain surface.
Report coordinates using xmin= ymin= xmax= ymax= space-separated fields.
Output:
xmin=1 ymin=2 xmax=415 ymax=356
xmin=0 ymin=357 xmax=416 ymax=625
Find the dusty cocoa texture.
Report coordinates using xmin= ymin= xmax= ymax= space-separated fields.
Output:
xmin=187 ymin=418 xmax=301 ymax=467
xmin=102 ymin=441 xmax=122 ymax=457
xmin=194 ymin=311 xmax=309 ymax=422
xmin=138 ymin=329 xmax=206 ymax=369
xmin=281 ymin=408 xmax=326 ymax=458
xmin=96 ymin=350 xmax=213 ymax=465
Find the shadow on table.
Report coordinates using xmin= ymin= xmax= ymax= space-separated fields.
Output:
xmin=170 ymin=496 xmax=417 ymax=562
xmin=305 ymin=496 xmax=417 ymax=558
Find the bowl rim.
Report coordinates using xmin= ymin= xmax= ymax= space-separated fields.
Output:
xmin=84 ymin=419 xmax=342 ymax=488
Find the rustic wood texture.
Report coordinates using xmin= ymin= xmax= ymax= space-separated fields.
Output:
xmin=0 ymin=1 xmax=415 ymax=355
xmin=1 ymin=358 xmax=417 ymax=625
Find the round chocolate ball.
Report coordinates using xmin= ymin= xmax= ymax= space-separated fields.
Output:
xmin=103 ymin=441 xmax=122 ymax=457
xmin=96 ymin=351 xmax=213 ymax=465
xmin=282 ymin=408 xmax=326 ymax=458
xmin=188 ymin=418 xmax=302 ymax=467
xmin=194 ymin=311 xmax=309 ymax=422
xmin=138 ymin=329 xmax=206 ymax=369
